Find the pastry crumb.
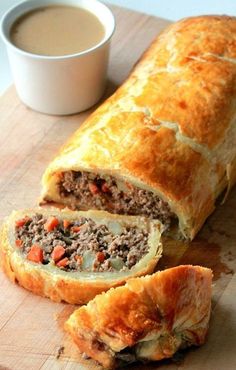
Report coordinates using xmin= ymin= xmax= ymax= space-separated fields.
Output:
xmin=56 ymin=345 xmax=65 ymax=359
xmin=82 ymin=352 xmax=90 ymax=360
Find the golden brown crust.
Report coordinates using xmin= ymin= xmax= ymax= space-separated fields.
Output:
xmin=0 ymin=208 xmax=162 ymax=304
xmin=41 ymin=15 xmax=236 ymax=239
xmin=133 ymin=15 xmax=236 ymax=148
xmin=65 ymin=265 xmax=212 ymax=369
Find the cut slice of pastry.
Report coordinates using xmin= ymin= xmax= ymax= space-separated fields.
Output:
xmin=41 ymin=15 xmax=236 ymax=240
xmin=65 ymin=265 xmax=212 ymax=369
xmin=0 ymin=208 xmax=162 ymax=304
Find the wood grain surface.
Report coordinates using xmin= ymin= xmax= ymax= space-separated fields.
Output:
xmin=0 ymin=5 xmax=235 ymax=370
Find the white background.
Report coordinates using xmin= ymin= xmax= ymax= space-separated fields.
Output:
xmin=1 ymin=0 xmax=235 ymax=95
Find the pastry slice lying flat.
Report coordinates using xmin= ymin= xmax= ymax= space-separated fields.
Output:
xmin=65 ymin=265 xmax=212 ymax=369
xmin=0 ymin=208 xmax=162 ymax=304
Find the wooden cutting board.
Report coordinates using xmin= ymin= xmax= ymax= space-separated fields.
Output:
xmin=0 ymin=5 xmax=235 ymax=370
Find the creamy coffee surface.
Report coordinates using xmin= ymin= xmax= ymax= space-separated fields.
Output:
xmin=10 ymin=5 xmax=105 ymax=56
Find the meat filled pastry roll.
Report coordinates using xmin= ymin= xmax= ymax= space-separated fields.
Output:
xmin=41 ymin=15 xmax=236 ymax=239
xmin=0 ymin=208 xmax=162 ymax=304
xmin=65 ymin=265 xmax=212 ymax=369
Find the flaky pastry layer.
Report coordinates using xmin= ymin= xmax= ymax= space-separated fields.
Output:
xmin=65 ymin=265 xmax=212 ymax=369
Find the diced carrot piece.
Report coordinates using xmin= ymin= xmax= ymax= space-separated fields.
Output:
xmin=71 ymin=226 xmax=81 ymax=233
xmin=44 ymin=216 xmax=59 ymax=232
xmin=125 ymin=182 xmax=133 ymax=190
xmin=96 ymin=251 xmax=105 ymax=263
xmin=56 ymin=257 xmax=69 ymax=267
xmin=15 ymin=217 xmax=30 ymax=228
xmin=27 ymin=245 xmax=43 ymax=263
xmin=51 ymin=245 xmax=65 ymax=262
xmin=63 ymin=220 xmax=70 ymax=229
xmin=15 ymin=239 xmax=23 ymax=248
xmin=88 ymin=183 xmax=99 ymax=195
xmin=57 ymin=172 xmax=64 ymax=179
xmin=101 ymin=182 xmax=109 ymax=193
xmin=75 ymin=255 xmax=83 ymax=265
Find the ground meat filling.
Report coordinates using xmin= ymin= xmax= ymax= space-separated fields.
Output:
xmin=59 ymin=171 xmax=175 ymax=228
xmin=15 ymin=214 xmax=149 ymax=272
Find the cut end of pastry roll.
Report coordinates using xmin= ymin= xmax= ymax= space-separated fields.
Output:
xmin=41 ymin=170 xmax=178 ymax=236
xmin=65 ymin=265 xmax=212 ymax=369
xmin=0 ymin=208 xmax=162 ymax=304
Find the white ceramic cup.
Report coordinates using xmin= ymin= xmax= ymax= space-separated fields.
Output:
xmin=0 ymin=0 xmax=115 ymax=115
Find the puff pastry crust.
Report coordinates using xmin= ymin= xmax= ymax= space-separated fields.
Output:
xmin=41 ymin=15 xmax=236 ymax=239
xmin=0 ymin=208 xmax=162 ymax=304
xmin=65 ymin=265 xmax=212 ymax=369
